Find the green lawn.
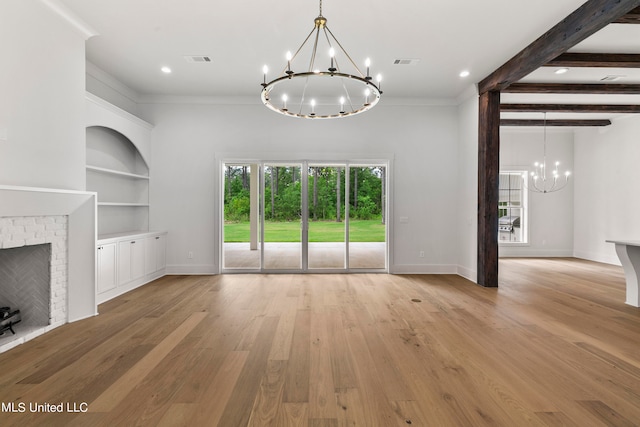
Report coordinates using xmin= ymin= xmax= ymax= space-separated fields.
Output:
xmin=224 ymin=219 xmax=385 ymax=242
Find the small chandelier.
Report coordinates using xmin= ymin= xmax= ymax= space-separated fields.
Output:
xmin=523 ymin=113 xmax=571 ymax=193
xmin=260 ymin=0 xmax=382 ymax=119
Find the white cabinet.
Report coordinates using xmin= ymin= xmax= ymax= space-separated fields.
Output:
xmin=97 ymin=243 xmax=117 ymax=294
xmin=118 ymin=238 xmax=145 ymax=285
xmin=97 ymin=231 xmax=167 ymax=304
xmin=145 ymin=234 xmax=166 ymax=275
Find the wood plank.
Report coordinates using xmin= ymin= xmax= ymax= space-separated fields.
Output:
xmin=500 ymin=119 xmax=612 ymax=127
xmin=278 ymin=403 xmax=309 ymax=427
xmin=614 ymin=5 xmax=640 ymax=22
xmin=156 ymin=403 xmax=195 ymax=427
xmin=503 ymin=83 xmax=640 ymax=94
xmin=545 ymin=52 xmax=640 ymax=68
xmin=477 ymin=90 xmax=500 ymax=287
xmin=216 ymin=316 xmax=280 ymax=427
xmin=501 ymin=103 xmax=640 ymax=113
xmin=89 ymin=311 xmax=207 ymax=412
xmin=478 ymin=0 xmax=640 ymax=92
xmin=578 ymin=400 xmax=638 ymax=427
xmin=187 ymin=351 xmax=249 ymax=426
xmin=282 ymin=309 xmax=311 ymax=403
xmin=248 ymin=360 xmax=287 ymax=427
xmin=308 ymin=313 xmax=338 ymax=419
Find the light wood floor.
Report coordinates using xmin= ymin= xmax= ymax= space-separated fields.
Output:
xmin=1 ymin=258 xmax=639 ymax=426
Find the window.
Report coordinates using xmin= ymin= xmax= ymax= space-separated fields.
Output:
xmin=498 ymin=171 xmax=527 ymax=243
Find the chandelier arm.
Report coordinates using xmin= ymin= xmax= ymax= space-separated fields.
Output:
xmin=308 ymin=26 xmax=322 ymax=72
xmin=286 ymin=26 xmax=320 ymax=75
xmin=324 ymin=25 xmax=366 ymax=78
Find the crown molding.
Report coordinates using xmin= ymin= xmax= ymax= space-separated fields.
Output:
xmin=86 ymin=92 xmax=154 ymax=130
xmin=86 ymin=61 xmax=141 ymax=104
xmin=39 ymin=0 xmax=98 ymax=40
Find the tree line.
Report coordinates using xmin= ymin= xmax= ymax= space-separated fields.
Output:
xmin=224 ymin=166 xmax=385 ymax=223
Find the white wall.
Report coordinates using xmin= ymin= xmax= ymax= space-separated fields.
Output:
xmin=141 ymin=100 xmax=461 ymax=274
xmin=499 ymin=128 xmax=574 ymax=257
xmin=86 ymin=62 xmax=142 ymax=118
xmin=456 ymin=93 xmax=479 ymax=282
xmin=573 ymin=116 xmax=640 ymax=265
xmin=0 ymin=1 xmax=87 ymax=190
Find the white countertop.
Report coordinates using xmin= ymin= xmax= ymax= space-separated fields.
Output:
xmin=606 ymin=240 xmax=640 ymax=247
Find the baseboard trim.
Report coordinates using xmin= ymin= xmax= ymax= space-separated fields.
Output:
xmin=166 ymin=264 xmax=218 ymax=275
xmin=390 ymin=264 xmax=458 ymax=274
xmin=573 ymin=251 xmax=620 ymax=266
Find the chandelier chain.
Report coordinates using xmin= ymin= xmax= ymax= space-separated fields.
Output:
xmin=319 ymin=0 xmax=323 ymax=16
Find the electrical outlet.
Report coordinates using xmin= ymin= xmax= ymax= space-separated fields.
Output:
xmin=188 ymin=251 xmax=194 ymax=259
xmin=419 ymin=251 xmax=425 ymax=258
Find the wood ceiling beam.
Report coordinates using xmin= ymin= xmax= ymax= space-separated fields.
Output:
xmin=500 ymin=119 xmax=612 ymax=127
xmin=477 ymin=0 xmax=640 ymax=289
xmin=613 ymin=5 xmax=640 ymax=22
xmin=503 ymin=83 xmax=640 ymax=94
xmin=478 ymin=0 xmax=640 ymax=93
xmin=544 ymin=53 xmax=640 ymax=68
xmin=500 ymin=103 xmax=640 ymax=113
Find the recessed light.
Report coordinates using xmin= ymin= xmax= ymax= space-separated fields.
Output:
xmin=554 ymin=68 xmax=569 ymax=75
xmin=161 ymin=66 xmax=172 ymax=74
xmin=459 ymin=70 xmax=470 ymax=78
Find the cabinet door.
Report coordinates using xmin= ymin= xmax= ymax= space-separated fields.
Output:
xmin=145 ymin=236 xmax=157 ymax=275
xmin=145 ymin=234 xmax=167 ymax=275
xmin=156 ymin=235 xmax=166 ymax=271
xmin=118 ymin=241 xmax=132 ymax=285
xmin=97 ymin=243 xmax=117 ymax=293
xmin=130 ymin=239 xmax=145 ymax=281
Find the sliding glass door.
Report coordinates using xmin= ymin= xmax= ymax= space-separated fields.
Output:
xmin=348 ymin=166 xmax=386 ymax=269
xmin=307 ymin=165 xmax=347 ymax=269
xmin=222 ymin=161 xmax=387 ymax=272
xmin=263 ymin=164 xmax=303 ymax=270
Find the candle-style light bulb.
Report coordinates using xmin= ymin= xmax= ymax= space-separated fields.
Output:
xmin=286 ymin=51 xmax=293 ymax=74
xmin=329 ymin=47 xmax=336 ymax=72
xmin=339 ymin=96 xmax=345 ymax=114
xmin=364 ymin=88 xmax=371 ymax=105
xmin=262 ymin=65 xmax=268 ymax=86
xmin=282 ymin=94 xmax=288 ymax=111
xmin=365 ymin=58 xmax=371 ymax=79
xmin=310 ymin=99 xmax=316 ymax=116
xmin=376 ymin=74 xmax=382 ymax=91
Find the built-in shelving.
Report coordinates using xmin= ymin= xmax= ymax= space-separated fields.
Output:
xmin=86 ymin=95 xmax=167 ymax=303
xmin=85 ymin=165 xmax=149 ymax=180
xmin=85 ymin=106 xmax=152 ymax=236
xmin=97 ymin=202 xmax=150 ymax=207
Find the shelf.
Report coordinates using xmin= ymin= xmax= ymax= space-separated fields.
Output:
xmin=98 ymin=202 xmax=149 ymax=207
xmin=86 ymin=165 xmax=149 ymax=180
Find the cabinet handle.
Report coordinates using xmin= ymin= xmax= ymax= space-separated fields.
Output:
xmin=156 ymin=236 xmax=160 ymax=240
xmin=98 ymin=246 xmax=102 ymax=250
xmin=131 ymin=241 xmax=136 ymax=244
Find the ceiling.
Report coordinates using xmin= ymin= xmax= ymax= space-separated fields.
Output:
xmin=59 ymin=0 xmax=640 ymax=121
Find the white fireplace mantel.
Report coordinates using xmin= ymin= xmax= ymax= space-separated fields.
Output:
xmin=0 ymin=185 xmax=97 ymax=321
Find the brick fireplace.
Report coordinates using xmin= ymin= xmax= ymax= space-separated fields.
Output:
xmin=0 ymin=216 xmax=68 ymax=350
xmin=0 ymin=186 xmax=97 ymax=353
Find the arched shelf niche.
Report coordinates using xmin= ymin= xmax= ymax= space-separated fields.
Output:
xmin=86 ymin=125 xmax=150 ymax=237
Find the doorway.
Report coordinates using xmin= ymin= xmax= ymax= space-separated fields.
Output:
xmin=222 ymin=161 xmax=388 ymax=272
